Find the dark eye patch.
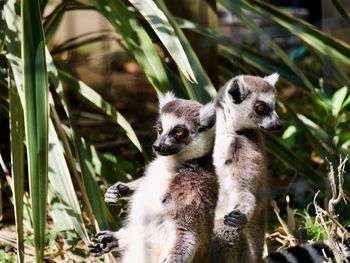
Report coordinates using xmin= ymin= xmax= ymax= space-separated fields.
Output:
xmin=254 ymin=101 xmax=271 ymax=116
xmin=170 ymin=125 xmax=189 ymax=138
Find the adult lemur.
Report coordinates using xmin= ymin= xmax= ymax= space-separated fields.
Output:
xmin=210 ymin=73 xmax=281 ymax=263
xmin=89 ymin=93 xmax=218 ymax=263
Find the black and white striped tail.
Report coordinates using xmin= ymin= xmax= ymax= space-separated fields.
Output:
xmin=264 ymin=240 xmax=350 ymax=263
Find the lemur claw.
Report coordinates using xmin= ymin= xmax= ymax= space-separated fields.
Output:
xmin=224 ymin=209 xmax=247 ymax=229
xmin=88 ymin=230 xmax=119 ymax=256
xmin=104 ymin=183 xmax=131 ymax=205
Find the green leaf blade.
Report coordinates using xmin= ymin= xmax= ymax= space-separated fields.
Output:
xmin=9 ymin=74 xmax=25 ymax=263
xmin=129 ymin=0 xmax=216 ymax=102
xmin=90 ymin=0 xmax=172 ymax=95
xmin=331 ymin=86 xmax=348 ymax=117
xmin=48 ymin=119 xmax=90 ymax=244
xmin=129 ymin=0 xmax=196 ymax=83
xmin=21 ymin=0 xmax=49 ymax=261
xmin=57 ymin=70 xmax=143 ymax=153
xmin=248 ymin=0 xmax=350 ymax=68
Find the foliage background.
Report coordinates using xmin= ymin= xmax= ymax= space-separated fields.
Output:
xmin=0 ymin=0 xmax=349 ymax=262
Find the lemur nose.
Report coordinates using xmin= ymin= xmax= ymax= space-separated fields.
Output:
xmin=275 ymin=123 xmax=283 ymax=131
xmin=153 ymin=143 xmax=161 ymax=152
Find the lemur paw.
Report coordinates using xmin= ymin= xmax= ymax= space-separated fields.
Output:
xmin=104 ymin=182 xmax=131 ymax=205
xmin=218 ymin=225 xmax=240 ymax=245
xmin=224 ymin=209 xmax=247 ymax=230
xmin=88 ymin=230 xmax=119 ymax=256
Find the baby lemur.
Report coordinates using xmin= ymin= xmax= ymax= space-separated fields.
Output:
xmin=89 ymin=93 xmax=218 ymax=263
xmin=211 ymin=73 xmax=281 ymax=263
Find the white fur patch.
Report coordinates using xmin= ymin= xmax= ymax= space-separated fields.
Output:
xmin=237 ymin=75 xmax=246 ymax=86
xmin=161 ymin=113 xmax=187 ymax=132
xmin=257 ymin=92 xmax=276 ymax=106
xmin=281 ymin=251 xmax=299 ymax=263
xmin=213 ymin=134 xmax=239 ymax=220
xmin=158 ymin=91 xmax=176 ymax=110
xmin=264 ymin=73 xmax=279 ymax=86
xmin=300 ymin=243 xmax=326 ymax=263
xmin=122 ymin=157 xmax=177 ymax=263
xmin=200 ymin=101 xmax=215 ymax=126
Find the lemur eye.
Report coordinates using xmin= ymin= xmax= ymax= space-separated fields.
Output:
xmin=171 ymin=125 xmax=188 ymax=138
xmin=255 ymin=101 xmax=266 ymax=114
xmin=256 ymin=105 xmax=264 ymax=112
xmin=175 ymin=129 xmax=184 ymax=137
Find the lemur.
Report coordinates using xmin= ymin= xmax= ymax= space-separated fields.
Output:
xmin=264 ymin=240 xmax=350 ymax=263
xmin=89 ymin=93 xmax=218 ymax=263
xmin=210 ymin=73 xmax=282 ymax=263
xmin=102 ymin=74 xmax=280 ymax=263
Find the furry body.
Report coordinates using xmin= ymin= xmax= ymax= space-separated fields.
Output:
xmin=211 ymin=74 xmax=281 ymax=263
xmin=90 ymin=95 xmax=218 ymax=263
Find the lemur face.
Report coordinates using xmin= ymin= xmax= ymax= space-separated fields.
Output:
xmin=216 ymin=73 xmax=282 ymax=131
xmin=153 ymin=93 xmax=216 ymax=159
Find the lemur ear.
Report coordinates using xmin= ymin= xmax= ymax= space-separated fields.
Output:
xmin=199 ymin=102 xmax=216 ymax=130
xmin=158 ymin=91 xmax=176 ymax=109
xmin=264 ymin=73 xmax=279 ymax=86
xmin=227 ymin=77 xmax=250 ymax=104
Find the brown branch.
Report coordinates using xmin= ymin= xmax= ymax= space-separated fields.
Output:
xmin=313 ymin=156 xmax=350 ymax=263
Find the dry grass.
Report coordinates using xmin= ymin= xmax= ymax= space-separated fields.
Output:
xmin=267 ymin=156 xmax=350 ymax=263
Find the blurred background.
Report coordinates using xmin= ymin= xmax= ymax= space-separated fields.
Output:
xmin=0 ymin=0 xmax=350 ymax=261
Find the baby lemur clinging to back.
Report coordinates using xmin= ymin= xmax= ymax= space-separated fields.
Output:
xmin=89 ymin=93 xmax=218 ymax=263
xmin=211 ymin=73 xmax=281 ymax=263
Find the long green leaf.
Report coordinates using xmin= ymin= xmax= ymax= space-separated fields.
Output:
xmin=57 ymin=69 xmax=143 ymax=153
xmin=48 ymin=117 xmax=89 ymax=244
xmin=0 ymin=0 xmax=4 ymax=52
xmin=3 ymin=4 xmax=25 ymax=260
xmin=50 ymin=104 xmax=96 ymax=227
xmin=281 ymin=102 xmax=334 ymax=161
xmin=176 ymin=17 xmax=322 ymax=91
xmin=43 ymin=1 xmax=65 ymax=43
xmin=51 ymin=30 xmax=118 ymax=54
xmin=332 ymin=86 xmax=348 ymax=117
xmin=220 ymin=0 xmax=315 ymax=92
xmin=9 ymin=73 xmax=24 ymax=263
xmin=46 ymin=51 xmax=121 ymax=229
xmin=296 ymin=114 xmax=350 ymax=156
xmin=128 ymin=0 xmax=196 ymax=83
xmin=90 ymin=0 xmax=172 ymax=95
xmin=69 ymin=111 xmax=118 ymax=230
xmin=21 ymin=0 xmax=49 ymax=261
xmin=331 ymin=0 xmax=350 ymax=24
xmin=4 ymin=0 xmax=23 ymax=98
xmin=264 ymin=133 xmax=323 ymax=182
xmin=129 ymin=0 xmax=216 ymax=102
xmin=247 ymin=0 xmax=350 ymax=67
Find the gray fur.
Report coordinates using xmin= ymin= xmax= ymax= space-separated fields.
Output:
xmin=211 ymin=74 xmax=281 ymax=263
xmin=89 ymin=95 xmax=218 ymax=263
xmin=244 ymin=75 xmax=276 ymax=93
xmin=161 ymin=99 xmax=202 ymax=121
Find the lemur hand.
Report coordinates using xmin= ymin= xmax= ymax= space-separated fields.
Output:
xmin=104 ymin=182 xmax=132 ymax=205
xmin=88 ymin=231 xmax=119 ymax=256
xmin=224 ymin=209 xmax=247 ymax=230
